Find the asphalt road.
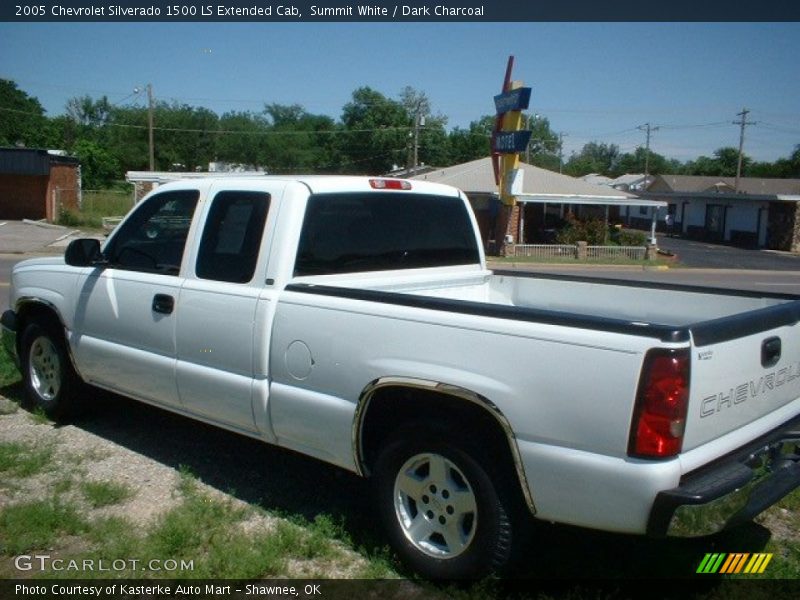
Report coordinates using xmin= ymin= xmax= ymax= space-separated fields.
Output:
xmin=498 ymin=263 xmax=800 ymax=295
xmin=657 ymin=235 xmax=800 ymax=271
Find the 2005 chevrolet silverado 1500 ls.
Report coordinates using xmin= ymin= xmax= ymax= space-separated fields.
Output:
xmin=2 ymin=176 xmax=800 ymax=578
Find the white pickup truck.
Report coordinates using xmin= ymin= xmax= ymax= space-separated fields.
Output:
xmin=2 ymin=176 xmax=800 ymax=578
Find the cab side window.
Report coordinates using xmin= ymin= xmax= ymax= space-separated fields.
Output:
xmin=105 ymin=190 xmax=199 ymax=275
xmin=195 ymin=191 xmax=271 ymax=283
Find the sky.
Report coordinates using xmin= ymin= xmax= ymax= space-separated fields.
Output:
xmin=0 ymin=21 xmax=798 ymax=164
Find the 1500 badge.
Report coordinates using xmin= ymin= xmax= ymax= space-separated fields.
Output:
xmin=700 ymin=361 xmax=800 ymax=417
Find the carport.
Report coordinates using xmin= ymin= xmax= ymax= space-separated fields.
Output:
xmin=515 ymin=193 xmax=667 ymax=245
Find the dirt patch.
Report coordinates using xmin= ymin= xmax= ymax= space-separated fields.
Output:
xmin=0 ymin=393 xmax=378 ymax=579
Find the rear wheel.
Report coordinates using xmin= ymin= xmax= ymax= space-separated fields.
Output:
xmin=374 ymin=425 xmax=514 ymax=579
xmin=20 ymin=318 xmax=83 ymax=419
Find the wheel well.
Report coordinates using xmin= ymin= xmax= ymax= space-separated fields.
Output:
xmin=17 ymin=302 xmax=62 ymax=331
xmin=15 ymin=303 xmax=64 ymax=351
xmin=360 ymin=386 xmax=517 ymax=481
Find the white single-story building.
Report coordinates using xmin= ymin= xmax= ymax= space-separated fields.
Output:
xmin=411 ymin=157 xmax=665 ymax=252
xmin=633 ymin=175 xmax=800 ymax=250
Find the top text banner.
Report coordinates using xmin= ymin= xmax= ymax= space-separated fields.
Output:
xmin=3 ymin=1 xmax=800 ymax=21
xmin=494 ymin=88 xmax=532 ymax=115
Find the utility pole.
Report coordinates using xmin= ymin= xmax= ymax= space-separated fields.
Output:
xmin=557 ymin=132 xmax=567 ymax=174
xmin=524 ymin=114 xmax=539 ymax=164
xmin=147 ymin=83 xmax=155 ymax=171
xmin=637 ymin=123 xmax=660 ymax=184
xmin=733 ymin=108 xmax=755 ymax=192
xmin=410 ymin=101 xmax=425 ymax=171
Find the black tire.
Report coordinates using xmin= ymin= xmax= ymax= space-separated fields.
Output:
xmin=19 ymin=318 xmax=83 ymax=420
xmin=374 ymin=424 xmax=514 ymax=579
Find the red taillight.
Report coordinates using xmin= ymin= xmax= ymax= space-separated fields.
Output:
xmin=629 ymin=349 xmax=690 ymax=459
xmin=369 ymin=178 xmax=412 ymax=190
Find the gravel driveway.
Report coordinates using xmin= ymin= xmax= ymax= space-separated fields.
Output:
xmin=2 ymin=383 xmax=797 ymax=582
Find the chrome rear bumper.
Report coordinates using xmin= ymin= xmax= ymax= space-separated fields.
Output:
xmin=648 ymin=415 xmax=800 ymax=537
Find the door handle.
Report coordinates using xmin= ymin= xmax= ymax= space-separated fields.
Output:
xmin=152 ymin=294 xmax=175 ymax=315
xmin=762 ymin=337 xmax=781 ymax=368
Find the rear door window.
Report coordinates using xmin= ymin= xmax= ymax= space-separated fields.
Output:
xmin=195 ymin=191 xmax=271 ymax=283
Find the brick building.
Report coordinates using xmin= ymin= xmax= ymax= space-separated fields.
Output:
xmin=0 ymin=148 xmax=81 ymax=221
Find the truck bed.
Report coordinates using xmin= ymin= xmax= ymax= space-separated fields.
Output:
xmin=289 ymin=267 xmax=800 ymax=454
xmin=293 ymin=268 xmax=800 ymax=346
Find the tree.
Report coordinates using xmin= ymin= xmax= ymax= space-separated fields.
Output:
xmin=399 ymin=87 xmax=449 ymax=168
xmin=0 ymin=79 xmax=52 ymax=147
xmin=153 ymin=102 xmax=218 ymax=171
xmin=682 ymin=147 xmax=752 ymax=177
xmin=104 ymin=105 xmax=151 ymax=171
xmin=447 ymin=116 xmax=494 ymax=164
xmin=66 ymin=95 xmax=112 ymax=130
xmin=215 ymin=111 xmax=270 ymax=167
xmin=525 ymin=115 xmax=561 ymax=170
xmin=611 ymin=147 xmax=676 ymax=178
xmin=72 ymin=139 xmax=119 ymax=189
xmin=713 ymin=146 xmax=747 ymax=177
xmin=564 ymin=142 xmax=620 ymax=176
xmin=339 ymin=87 xmax=409 ymax=174
xmin=262 ymin=103 xmax=339 ymax=173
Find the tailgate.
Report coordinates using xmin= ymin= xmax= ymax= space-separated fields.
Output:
xmin=683 ymin=313 xmax=800 ymax=452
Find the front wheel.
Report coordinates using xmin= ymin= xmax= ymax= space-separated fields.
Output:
xmin=374 ymin=426 xmax=514 ymax=579
xmin=20 ymin=319 xmax=83 ymax=419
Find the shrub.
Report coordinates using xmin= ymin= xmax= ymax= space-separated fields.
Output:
xmin=614 ymin=229 xmax=648 ymax=246
xmin=555 ymin=217 xmax=609 ymax=245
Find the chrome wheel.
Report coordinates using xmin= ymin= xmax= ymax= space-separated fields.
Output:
xmin=28 ymin=335 xmax=62 ymax=402
xmin=393 ymin=452 xmax=478 ymax=559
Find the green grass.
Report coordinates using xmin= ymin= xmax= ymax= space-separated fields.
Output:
xmin=48 ymin=483 xmax=345 ymax=579
xmin=80 ymin=480 xmax=134 ymax=508
xmin=29 ymin=407 xmax=52 ymax=425
xmin=0 ymin=348 xmax=24 ymax=408
xmin=0 ymin=441 xmax=53 ymax=478
xmin=58 ymin=189 xmax=134 ymax=229
xmin=0 ymin=497 xmax=87 ymax=555
xmin=0 ymin=349 xmax=20 ymax=388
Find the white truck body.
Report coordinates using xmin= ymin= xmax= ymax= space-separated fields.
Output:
xmin=3 ymin=175 xmax=799 ymax=577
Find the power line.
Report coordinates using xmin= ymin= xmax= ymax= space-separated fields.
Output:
xmin=758 ymin=122 xmax=800 ymax=136
xmin=0 ymin=107 xmax=416 ymax=136
xmin=658 ymin=121 xmax=730 ymax=130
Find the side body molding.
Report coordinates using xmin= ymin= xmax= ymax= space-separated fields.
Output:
xmin=352 ymin=376 xmax=537 ymax=515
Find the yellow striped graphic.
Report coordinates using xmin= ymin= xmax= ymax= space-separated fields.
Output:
xmin=744 ymin=553 xmax=773 ymax=574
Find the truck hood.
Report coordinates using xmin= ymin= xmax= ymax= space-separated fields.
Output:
xmin=13 ymin=256 xmax=67 ymax=270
